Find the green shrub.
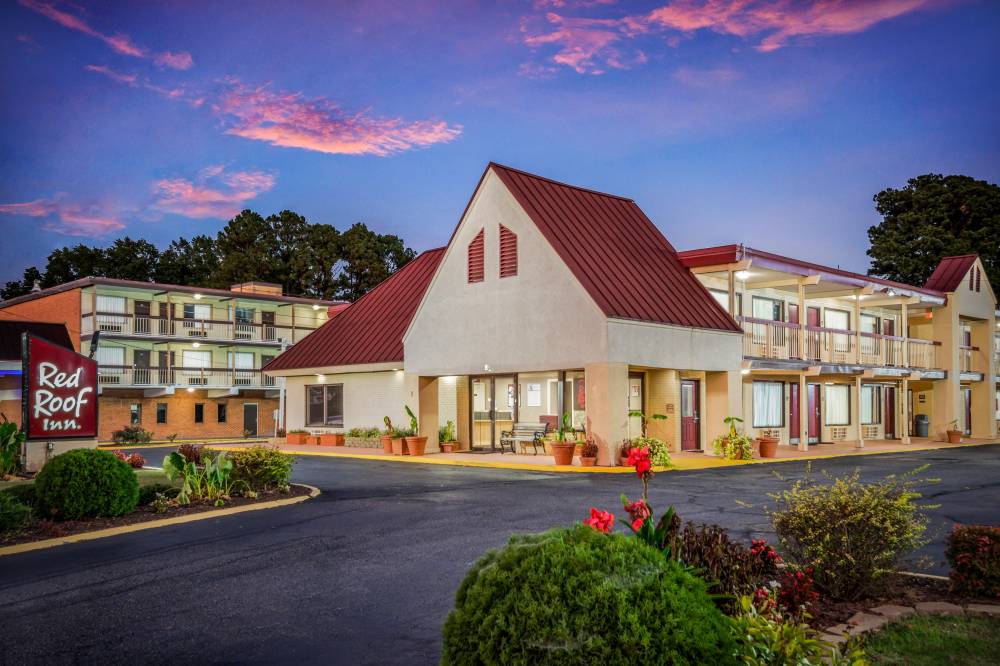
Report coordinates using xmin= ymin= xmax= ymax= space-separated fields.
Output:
xmin=34 ymin=449 xmax=139 ymax=520
xmin=0 ymin=483 xmax=36 ymax=507
xmin=946 ymin=524 xmax=1000 ymax=599
xmin=769 ymin=468 xmax=928 ymax=600
xmin=346 ymin=426 xmax=382 ymax=438
xmin=0 ymin=492 xmax=31 ymax=532
xmin=438 ymin=420 xmax=457 ymax=443
xmin=0 ymin=419 xmax=25 ymax=477
xmin=632 ymin=435 xmax=671 ymax=466
xmin=712 ymin=416 xmax=754 ymax=460
xmin=137 ymin=483 xmax=178 ymax=506
xmin=442 ymin=525 xmax=735 ymax=665
xmin=729 ymin=596 xmax=855 ymax=665
xmin=229 ymin=445 xmax=293 ymax=491
xmin=110 ymin=425 xmax=152 ymax=445
xmin=162 ymin=450 xmax=241 ymax=505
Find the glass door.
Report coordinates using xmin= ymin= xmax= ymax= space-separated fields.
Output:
xmin=493 ymin=376 xmax=516 ymax=449
xmin=471 ymin=377 xmax=492 ymax=450
xmin=627 ymin=373 xmax=644 ymax=439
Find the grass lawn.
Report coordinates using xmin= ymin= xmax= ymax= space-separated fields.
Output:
xmin=864 ymin=614 xmax=1000 ymax=665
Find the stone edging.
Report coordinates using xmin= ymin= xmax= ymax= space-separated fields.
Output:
xmin=0 ymin=484 xmax=320 ymax=558
xmin=820 ymin=601 xmax=1000 ymax=645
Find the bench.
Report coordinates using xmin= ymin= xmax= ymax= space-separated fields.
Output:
xmin=499 ymin=422 xmax=549 ymax=455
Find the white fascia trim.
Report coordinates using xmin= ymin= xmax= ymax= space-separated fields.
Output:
xmin=607 ymin=317 xmax=745 ymax=338
xmin=265 ymin=361 xmax=402 ymax=377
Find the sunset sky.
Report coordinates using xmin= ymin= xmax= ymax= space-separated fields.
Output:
xmin=1 ymin=0 xmax=997 ymax=284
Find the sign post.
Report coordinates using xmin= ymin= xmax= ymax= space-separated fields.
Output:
xmin=20 ymin=333 xmax=99 ymax=468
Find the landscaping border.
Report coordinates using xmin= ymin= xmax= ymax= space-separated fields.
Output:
xmin=0 ymin=484 xmax=320 ymax=557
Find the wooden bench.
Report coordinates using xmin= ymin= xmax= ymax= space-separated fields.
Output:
xmin=499 ymin=422 xmax=548 ymax=455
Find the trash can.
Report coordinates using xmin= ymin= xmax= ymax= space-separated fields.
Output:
xmin=914 ymin=414 xmax=929 ymax=438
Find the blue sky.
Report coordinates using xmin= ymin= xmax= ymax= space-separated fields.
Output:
xmin=1 ymin=0 xmax=997 ymax=284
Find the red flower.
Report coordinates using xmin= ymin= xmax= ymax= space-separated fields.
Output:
xmin=627 ymin=446 xmax=652 ymax=478
xmin=584 ymin=507 xmax=615 ymax=534
xmin=624 ymin=499 xmax=652 ymax=531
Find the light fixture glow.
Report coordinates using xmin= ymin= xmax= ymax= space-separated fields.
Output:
xmin=735 ymin=270 xmax=751 ymax=281
xmin=186 ymin=387 xmax=195 ymax=393
xmin=193 ymin=293 xmax=203 ymax=300
xmin=740 ymin=368 xmax=750 ymax=375
xmin=191 ymin=341 xmax=200 ymax=348
xmin=312 ymin=304 xmax=320 ymax=310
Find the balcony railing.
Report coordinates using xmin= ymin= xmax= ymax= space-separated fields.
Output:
xmin=98 ymin=365 xmax=277 ymax=389
xmin=84 ymin=312 xmax=300 ymax=344
xmin=739 ymin=318 xmax=939 ymax=369
xmin=959 ymin=345 xmax=983 ymax=374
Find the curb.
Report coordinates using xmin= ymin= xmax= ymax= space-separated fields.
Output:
xmin=0 ymin=484 xmax=320 ymax=558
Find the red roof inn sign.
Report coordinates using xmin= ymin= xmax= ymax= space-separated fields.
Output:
xmin=21 ymin=334 xmax=98 ymax=440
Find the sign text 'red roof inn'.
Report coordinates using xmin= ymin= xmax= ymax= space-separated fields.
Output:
xmin=21 ymin=334 xmax=98 ymax=440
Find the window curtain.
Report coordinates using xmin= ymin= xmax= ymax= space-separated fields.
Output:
xmin=182 ymin=350 xmax=211 ymax=368
xmin=95 ymin=345 xmax=124 ymax=367
xmin=752 ymin=382 xmax=783 ymax=428
xmin=752 ymin=298 xmax=781 ymax=321
xmin=96 ymin=295 xmax=126 ymax=330
xmin=826 ymin=385 xmax=850 ymax=425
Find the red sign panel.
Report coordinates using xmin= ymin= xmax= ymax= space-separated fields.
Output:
xmin=21 ymin=334 xmax=98 ymax=440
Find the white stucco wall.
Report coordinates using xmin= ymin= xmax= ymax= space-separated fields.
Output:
xmin=607 ymin=319 xmax=743 ymax=371
xmin=404 ymin=169 xmax=608 ymax=376
xmin=283 ymin=370 xmax=409 ymax=432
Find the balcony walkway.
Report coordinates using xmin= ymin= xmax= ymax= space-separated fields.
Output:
xmin=211 ymin=436 xmax=1000 ymax=473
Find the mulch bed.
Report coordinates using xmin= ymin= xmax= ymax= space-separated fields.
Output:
xmin=809 ymin=573 xmax=986 ymax=628
xmin=1 ymin=484 xmax=312 ymax=547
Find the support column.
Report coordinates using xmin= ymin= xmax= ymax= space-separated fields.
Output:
xmin=931 ymin=298 xmax=960 ymax=440
xmin=584 ymin=363 xmax=629 ymax=466
xmin=798 ymin=374 xmax=809 ymax=452
xmin=418 ymin=376 xmax=440 ymax=452
xmin=901 ymin=377 xmax=911 ymax=444
xmin=854 ymin=291 xmax=862 ymax=364
xmin=647 ymin=369 xmax=680 ymax=453
xmin=728 ymin=270 xmax=735 ymax=316
xmin=455 ymin=376 xmax=470 ymax=451
xmin=798 ymin=284 xmax=807 ymax=361
xmin=705 ymin=371 xmax=743 ymax=450
xmin=901 ymin=301 xmax=910 ymax=367
xmin=854 ymin=376 xmax=864 ymax=449
xmin=970 ymin=318 xmax=998 ymax=438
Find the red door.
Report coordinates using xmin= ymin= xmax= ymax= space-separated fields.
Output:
xmin=788 ymin=304 xmax=799 ymax=324
xmin=807 ymin=383 xmax=821 ymax=443
xmin=681 ymin=379 xmax=700 ymax=451
xmin=884 ymin=386 xmax=896 ymax=439
xmin=882 ymin=319 xmax=895 ymax=336
xmin=789 ymin=382 xmax=801 ymax=444
xmin=805 ymin=307 xmax=821 ymax=360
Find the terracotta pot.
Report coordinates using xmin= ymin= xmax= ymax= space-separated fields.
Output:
xmin=405 ymin=436 xmax=427 ymax=456
xmin=580 ymin=456 xmax=597 ymax=467
xmin=946 ymin=430 xmax=963 ymax=444
xmin=440 ymin=442 xmax=456 ymax=453
xmin=758 ymin=436 xmax=779 ymax=458
xmin=551 ymin=442 xmax=575 ymax=466
xmin=286 ymin=433 xmax=308 ymax=446
xmin=319 ymin=434 xmax=343 ymax=446
xmin=380 ymin=435 xmax=393 ymax=454
xmin=391 ymin=438 xmax=407 ymax=455
xmin=305 ymin=435 xmax=321 ymax=446
xmin=619 ymin=456 xmax=629 ymax=467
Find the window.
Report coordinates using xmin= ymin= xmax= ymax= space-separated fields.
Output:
xmin=306 ymin=384 xmax=344 ymax=426
xmin=129 ymin=403 xmax=141 ymax=425
xmin=860 ymin=314 xmax=880 ymax=334
xmin=183 ymin=303 xmax=212 ymax=320
xmin=95 ymin=295 xmax=127 ymax=331
xmin=861 ymin=385 xmax=882 ymax=425
xmin=156 ymin=403 xmax=167 ymax=424
xmin=975 ymin=267 xmax=981 ymax=292
xmin=182 ymin=350 xmax=212 ymax=368
xmin=227 ymin=351 xmax=254 ymax=369
xmin=95 ymin=345 xmax=125 ymax=368
xmin=752 ymin=381 xmax=784 ymax=428
xmin=824 ymin=309 xmax=850 ymax=330
xmin=499 ymin=224 xmax=517 ymax=278
xmin=969 ymin=269 xmax=975 ymax=290
xmin=752 ymin=297 xmax=782 ymax=321
xmin=825 ymin=385 xmax=850 ymax=425
xmin=230 ymin=306 xmax=255 ymax=323
xmin=709 ymin=289 xmax=729 ymax=313
xmin=735 ymin=293 xmax=743 ymax=317
xmin=467 ymin=228 xmax=484 ymax=283
xmin=217 ymin=403 xmax=227 ymax=423
xmin=194 ymin=403 xmax=204 ymax=423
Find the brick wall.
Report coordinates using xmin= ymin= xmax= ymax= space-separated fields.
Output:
xmin=0 ymin=288 xmax=82 ymax=351
xmin=99 ymin=389 xmax=277 ymax=441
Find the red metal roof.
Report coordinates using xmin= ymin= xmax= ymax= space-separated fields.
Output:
xmin=264 ymin=249 xmax=445 ymax=371
xmin=489 ymin=163 xmax=741 ymax=332
xmin=924 ymin=255 xmax=978 ymax=292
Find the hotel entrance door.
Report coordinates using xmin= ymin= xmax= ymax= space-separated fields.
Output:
xmin=471 ymin=375 xmax=517 ymax=451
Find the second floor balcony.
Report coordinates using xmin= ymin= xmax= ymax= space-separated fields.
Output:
xmin=98 ymin=365 xmax=277 ymax=390
xmin=84 ymin=312 xmax=310 ymax=345
xmin=740 ymin=317 xmax=941 ymax=370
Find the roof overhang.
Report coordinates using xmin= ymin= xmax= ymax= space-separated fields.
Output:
xmin=265 ymin=361 xmax=402 ymax=377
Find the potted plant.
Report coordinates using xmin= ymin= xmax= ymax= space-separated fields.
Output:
xmin=579 ymin=437 xmax=598 ymax=467
xmin=711 ymin=416 xmax=753 ymax=460
xmin=381 ymin=416 xmax=394 ymax=454
xmin=945 ymin=419 xmax=963 ymax=444
xmin=391 ymin=426 xmax=409 ymax=456
xmin=551 ymin=412 xmax=576 ymax=466
xmin=628 ymin=410 xmax=668 ymax=438
xmin=318 ymin=432 xmax=344 ymax=446
xmin=617 ymin=440 xmax=632 ymax=466
xmin=439 ymin=420 xmax=459 ymax=453
xmin=287 ymin=429 xmax=308 ymax=446
xmin=758 ymin=427 xmax=780 ymax=458
xmin=403 ymin=405 xmax=427 ymax=456
xmin=305 ymin=433 xmax=321 ymax=446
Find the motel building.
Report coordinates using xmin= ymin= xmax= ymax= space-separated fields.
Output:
xmin=265 ymin=163 xmax=999 ymax=463
xmin=0 ymin=278 xmax=341 ymax=441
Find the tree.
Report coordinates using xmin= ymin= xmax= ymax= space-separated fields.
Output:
xmin=867 ymin=174 xmax=1000 ymax=289
xmin=334 ymin=222 xmax=415 ymax=301
xmin=302 ymin=223 xmax=342 ymax=299
xmin=1 ymin=266 xmax=44 ymax=300
xmin=102 ymin=237 xmax=161 ymax=282
xmin=155 ymin=235 xmax=220 ymax=287
xmin=213 ymin=210 xmax=282 ymax=287
xmin=43 ymin=244 xmax=107 ymax=285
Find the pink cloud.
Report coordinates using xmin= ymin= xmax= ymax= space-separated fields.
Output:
xmin=213 ymin=79 xmax=462 ymax=156
xmin=523 ymin=0 xmax=943 ymax=73
xmin=0 ymin=198 xmax=125 ymax=236
xmin=151 ymin=166 xmax=276 ymax=219
xmin=18 ymin=0 xmax=192 ymax=68
xmin=85 ymin=63 xmax=189 ymax=102
xmin=85 ymin=64 xmax=137 ymax=86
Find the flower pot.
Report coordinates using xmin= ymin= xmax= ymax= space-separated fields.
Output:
xmin=391 ymin=438 xmax=406 ymax=455
xmin=758 ymin=436 xmax=779 ymax=458
xmin=946 ymin=430 xmax=963 ymax=444
xmin=319 ymin=434 xmax=343 ymax=446
xmin=305 ymin=435 xmax=320 ymax=446
xmin=551 ymin=442 xmax=575 ymax=466
xmin=287 ymin=433 xmax=308 ymax=446
xmin=380 ymin=435 xmax=393 ymax=454
xmin=405 ymin=436 xmax=427 ymax=456
xmin=440 ymin=441 xmax=456 ymax=453
xmin=580 ymin=456 xmax=597 ymax=467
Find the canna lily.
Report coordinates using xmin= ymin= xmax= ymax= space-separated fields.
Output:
xmin=584 ymin=507 xmax=615 ymax=533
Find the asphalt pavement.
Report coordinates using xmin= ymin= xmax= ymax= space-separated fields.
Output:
xmin=2 ymin=445 xmax=998 ymax=665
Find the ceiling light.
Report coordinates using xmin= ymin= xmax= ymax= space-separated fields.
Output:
xmin=740 ymin=369 xmax=750 ymax=375
xmin=312 ymin=304 xmax=320 ymax=310
xmin=186 ymin=387 xmax=195 ymax=393
xmin=191 ymin=342 xmax=200 ymax=348
xmin=735 ymin=271 xmax=751 ymax=281
xmin=194 ymin=293 xmax=203 ymax=300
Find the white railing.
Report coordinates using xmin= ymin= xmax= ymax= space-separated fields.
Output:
xmin=97 ymin=365 xmax=274 ymax=389
xmin=83 ymin=311 xmax=309 ymax=343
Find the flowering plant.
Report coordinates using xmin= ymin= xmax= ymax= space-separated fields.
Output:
xmin=584 ymin=507 xmax=615 ymax=533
